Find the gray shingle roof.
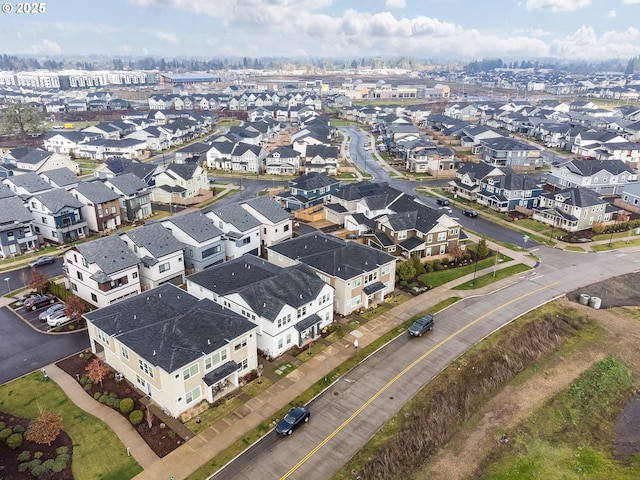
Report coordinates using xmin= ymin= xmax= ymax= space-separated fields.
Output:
xmin=207 ymin=204 xmax=261 ymax=231
xmin=165 ymin=163 xmax=198 ymax=180
xmin=35 ymin=188 xmax=84 ymax=213
xmin=75 ymin=234 xmax=140 ymax=275
xmin=40 ymin=168 xmax=78 ymax=188
xmin=163 ymin=211 xmax=223 ymax=243
xmin=7 ymin=172 xmax=52 ymax=194
xmin=73 ymin=181 xmax=121 ymax=204
xmin=122 ymin=222 xmax=184 ymax=258
xmin=105 ymin=173 xmax=148 ymax=196
xmin=84 ymin=283 xmax=255 ymax=373
xmin=0 ymin=196 xmax=33 ymax=226
xmin=242 ymin=196 xmax=290 ymax=223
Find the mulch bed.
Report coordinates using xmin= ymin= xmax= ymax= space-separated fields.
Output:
xmin=0 ymin=412 xmax=73 ymax=480
xmin=56 ymin=352 xmax=183 ymax=458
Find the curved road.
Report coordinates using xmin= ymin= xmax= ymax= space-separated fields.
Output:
xmin=211 ymin=246 xmax=640 ymax=480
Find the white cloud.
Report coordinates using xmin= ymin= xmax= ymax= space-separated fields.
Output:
xmin=549 ymin=25 xmax=640 ymax=59
xmin=156 ymin=31 xmax=180 ymax=44
xmin=512 ymin=28 xmax=552 ymax=37
xmin=606 ymin=10 xmax=616 ymax=17
xmin=525 ymin=0 xmax=591 ymax=12
xmin=385 ymin=0 xmax=406 ymax=8
xmin=622 ymin=0 xmax=640 ymax=3
xmin=30 ymin=39 xmax=61 ymax=55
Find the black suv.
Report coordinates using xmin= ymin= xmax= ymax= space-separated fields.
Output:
xmin=436 ymin=198 xmax=449 ymax=206
xmin=408 ymin=313 xmax=434 ymax=337
xmin=463 ymin=209 xmax=478 ymax=218
xmin=24 ymin=293 xmax=56 ymax=311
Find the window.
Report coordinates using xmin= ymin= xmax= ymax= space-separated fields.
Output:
xmin=278 ymin=338 xmax=283 ymax=349
xmin=186 ymin=386 xmax=201 ymax=404
xmin=242 ymin=237 xmax=251 ymax=245
xmin=234 ymin=337 xmax=247 ymax=351
xmin=138 ymin=359 xmax=154 ymax=378
xmin=183 ymin=364 xmax=199 ymax=380
xmin=133 ymin=272 xmax=138 ymax=279
xmin=121 ymin=345 xmax=129 ymax=360
xmin=381 ymin=265 xmax=390 ymax=275
xmin=77 ymin=271 xmax=83 ymax=280
xmin=397 ymin=230 xmax=407 ymax=240
xmin=41 ymin=216 xmax=48 ymax=224
xmin=296 ymin=305 xmax=306 ymax=318
xmin=159 ymin=262 xmax=170 ymax=273
xmin=437 ymin=232 xmax=447 ymax=241
xmin=239 ymin=358 xmax=248 ymax=371
xmin=91 ymin=293 xmax=97 ymax=302
xmin=111 ymin=206 xmax=117 ymax=214
xmin=97 ymin=328 xmax=109 ymax=344
xmin=205 ymin=350 xmax=228 ymax=370
xmin=202 ymin=245 xmax=221 ymax=258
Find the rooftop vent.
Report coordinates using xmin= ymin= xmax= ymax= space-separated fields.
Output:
xmin=153 ymin=350 xmax=156 ymax=356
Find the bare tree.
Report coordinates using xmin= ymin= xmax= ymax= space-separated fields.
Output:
xmin=145 ymin=407 xmax=154 ymax=429
xmin=25 ymin=407 xmax=63 ymax=446
xmin=29 ymin=269 xmax=48 ymax=293
xmin=65 ymin=294 xmax=88 ymax=322
xmin=19 ymin=269 xmax=28 ymax=288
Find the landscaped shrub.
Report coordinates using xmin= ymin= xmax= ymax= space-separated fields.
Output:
xmin=31 ymin=464 xmax=47 ymax=476
xmin=6 ymin=432 xmax=23 ymax=449
xmin=93 ymin=392 xmax=101 ymax=400
xmin=34 ymin=451 xmax=43 ymax=459
xmin=56 ymin=452 xmax=70 ymax=464
xmin=17 ymin=450 xmax=31 ymax=462
xmin=0 ymin=427 xmax=12 ymax=441
xmin=56 ymin=446 xmax=69 ymax=455
xmin=113 ymin=399 xmax=121 ymax=410
xmin=0 ymin=421 xmax=5 ymax=430
xmin=99 ymin=394 xmax=109 ymax=404
xmin=12 ymin=424 xmax=25 ymax=434
xmin=42 ymin=458 xmax=56 ymax=471
xmin=51 ymin=458 xmax=67 ymax=473
xmin=84 ymin=384 xmax=92 ymax=391
xmin=18 ymin=462 xmax=30 ymax=473
xmin=79 ymin=374 xmax=89 ymax=385
xmin=129 ymin=410 xmax=143 ymax=425
xmin=120 ymin=398 xmax=134 ymax=414
xmin=105 ymin=397 xmax=116 ymax=407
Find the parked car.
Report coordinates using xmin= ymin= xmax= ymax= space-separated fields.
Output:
xmin=28 ymin=255 xmax=55 ymax=268
xmin=408 ymin=313 xmax=434 ymax=337
xmin=463 ymin=209 xmax=478 ymax=218
xmin=47 ymin=310 xmax=71 ymax=327
xmin=24 ymin=293 xmax=56 ymax=311
xmin=439 ymin=206 xmax=452 ymax=214
xmin=276 ymin=406 xmax=310 ymax=435
xmin=39 ymin=303 xmax=65 ymax=321
xmin=436 ymin=198 xmax=450 ymax=206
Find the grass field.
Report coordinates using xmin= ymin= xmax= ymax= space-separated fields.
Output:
xmin=0 ymin=372 xmax=142 ymax=480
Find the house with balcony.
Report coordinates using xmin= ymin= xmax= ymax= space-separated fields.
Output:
xmin=276 ymin=172 xmax=340 ymax=211
xmin=119 ymin=222 xmax=185 ymax=290
xmin=186 ymin=255 xmax=333 ymax=358
xmin=532 ymin=187 xmax=615 ymax=232
xmin=64 ymin=234 xmax=141 ymax=308
xmin=152 ymin=163 xmax=210 ymax=206
xmin=27 ymin=188 xmax=88 ymax=244
xmin=477 ymin=171 xmax=543 ymax=212
xmin=71 ymin=181 xmax=122 ymax=233
xmin=204 ymin=204 xmax=261 ymax=260
xmin=103 ymin=173 xmax=153 ymax=223
xmin=303 ymin=145 xmax=339 ymax=176
xmin=267 ymin=232 xmax=396 ymax=316
xmin=479 ymin=137 xmax=542 ymax=170
xmin=240 ymin=196 xmax=292 ymax=251
xmin=449 ymin=162 xmax=510 ymax=201
xmin=264 ymin=146 xmax=301 ymax=175
xmin=545 ymin=159 xmax=637 ymax=195
xmin=0 ymin=196 xmax=39 ymax=257
xmin=84 ymin=283 xmax=258 ymax=418
xmin=161 ymin=211 xmax=225 ymax=272
xmin=406 ymin=143 xmax=457 ymax=175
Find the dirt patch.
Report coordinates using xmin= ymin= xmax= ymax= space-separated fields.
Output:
xmin=423 ymin=290 xmax=640 ymax=480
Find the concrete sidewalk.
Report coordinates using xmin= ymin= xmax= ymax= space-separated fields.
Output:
xmin=39 ymin=245 xmax=536 ymax=480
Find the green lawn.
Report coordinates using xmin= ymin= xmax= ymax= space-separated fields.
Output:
xmin=453 ymin=264 xmax=532 ymax=290
xmin=0 ymin=372 xmax=142 ymax=480
xmin=418 ymin=254 xmax=512 ymax=289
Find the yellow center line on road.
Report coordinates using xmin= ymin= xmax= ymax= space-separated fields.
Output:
xmin=279 ymin=281 xmax=560 ymax=480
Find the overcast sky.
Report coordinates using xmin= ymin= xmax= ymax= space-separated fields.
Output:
xmin=2 ymin=0 xmax=640 ymax=61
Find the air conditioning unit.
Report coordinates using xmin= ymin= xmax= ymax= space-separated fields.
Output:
xmin=114 ymin=373 xmax=124 ymax=381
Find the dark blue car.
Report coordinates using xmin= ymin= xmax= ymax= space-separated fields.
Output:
xmin=276 ymin=406 xmax=310 ymax=435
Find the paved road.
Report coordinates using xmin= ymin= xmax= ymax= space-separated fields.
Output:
xmin=1 ymin=257 xmax=65 ymax=296
xmin=211 ymin=246 xmax=640 ymax=480
xmin=0 ymin=305 xmax=89 ymax=385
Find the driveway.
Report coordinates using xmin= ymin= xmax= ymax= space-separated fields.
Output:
xmin=0 ymin=304 xmax=89 ymax=385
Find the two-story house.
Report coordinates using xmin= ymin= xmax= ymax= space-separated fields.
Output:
xmin=267 ymin=232 xmax=396 ymax=316
xmin=545 ymin=159 xmax=637 ymax=195
xmin=240 ymin=197 xmax=292 ymax=252
xmin=103 ymin=173 xmax=153 ymax=223
xmin=161 ymin=211 xmax=225 ymax=272
xmin=71 ymin=181 xmax=122 ymax=233
xmin=186 ymin=255 xmax=334 ymax=358
xmin=476 ymin=172 xmax=543 ymax=212
xmin=64 ymin=234 xmax=141 ymax=308
xmin=479 ymin=137 xmax=542 ymax=170
xmin=152 ymin=163 xmax=211 ymax=206
xmin=84 ymin=283 xmax=258 ymax=418
xmin=532 ymin=187 xmax=616 ymax=232
xmin=204 ymin=204 xmax=261 ymax=260
xmin=264 ymin=146 xmax=301 ymax=176
xmin=119 ymin=222 xmax=185 ymax=290
xmin=276 ymin=172 xmax=341 ymax=211
xmin=0 ymin=196 xmax=39 ymax=257
xmin=449 ymin=162 xmax=510 ymax=201
xmin=28 ymin=189 xmax=88 ymax=244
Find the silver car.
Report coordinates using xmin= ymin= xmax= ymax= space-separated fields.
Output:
xmin=39 ymin=304 xmax=65 ymax=321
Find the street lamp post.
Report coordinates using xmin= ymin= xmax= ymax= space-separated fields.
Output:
xmin=4 ymin=277 xmax=10 ymax=294
xmin=471 ymin=249 xmax=479 ymax=286
xmin=523 ymin=234 xmax=530 ymax=250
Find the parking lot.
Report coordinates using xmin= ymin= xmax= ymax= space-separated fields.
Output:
xmin=17 ymin=300 xmax=64 ymax=332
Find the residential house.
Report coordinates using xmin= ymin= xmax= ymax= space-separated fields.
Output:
xmin=449 ymin=162 xmax=509 ymax=201
xmin=3 ymin=172 xmax=53 ymax=196
xmin=205 ymin=141 xmax=236 ymax=171
xmin=276 ymin=172 xmax=341 ymax=211
xmin=230 ymin=143 xmax=265 ymax=173
xmin=0 ymin=196 xmax=39 ymax=257
xmin=28 ymin=188 xmax=88 ymax=244
xmin=6 ymin=148 xmax=80 ymax=175
xmin=161 ymin=211 xmax=225 ymax=272
xmin=476 ymin=171 xmax=543 ymax=212
xmin=571 ymin=130 xmax=627 ymax=158
xmin=240 ymin=196 xmax=292 ymax=251
xmin=119 ymin=222 xmax=185 ymax=290
xmin=94 ymin=157 xmax=159 ymax=186
xmin=406 ymin=143 xmax=457 ymax=175
xmin=204 ymin=204 xmax=261 ymax=260
xmin=187 ymin=255 xmax=333 ymax=358
xmin=479 ymin=137 xmax=542 ymax=170
xmin=264 ymin=146 xmax=301 ymax=175
xmin=63 ymin=234 xmax=141 ymax=308
xmin=152 ymin=163 xmax=210 ymax=206
xmin=532 ymin=187 xmax=615 ymax=232
xmin=125 ymin=127 xmax=171 ymax=152
xmin=267 ymin=232 xmax=396 ymax=316
xmin=39 ymin=167 xmax=80 ymax=190
xmin=174 ymin=142 xmax=210 ymax=165
xmin=545 ymin=159 xmax=637 ymax=195
xmin=103 ymin=173 xmax=153 ymax=222
xmin=43 ymin=131 xmax=100 ymax=155
xmin=71 ymin=181 xmax=122 ymax=233
xmin=77 ymin=138 xmax=147 ymax=161
xmin=619 ymin=183 xmax=640 ymax=214
xmin=304 ymin=145 xmax=339 ymax=175
xmin=84 ymin=283 xmax=258 ymax=418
